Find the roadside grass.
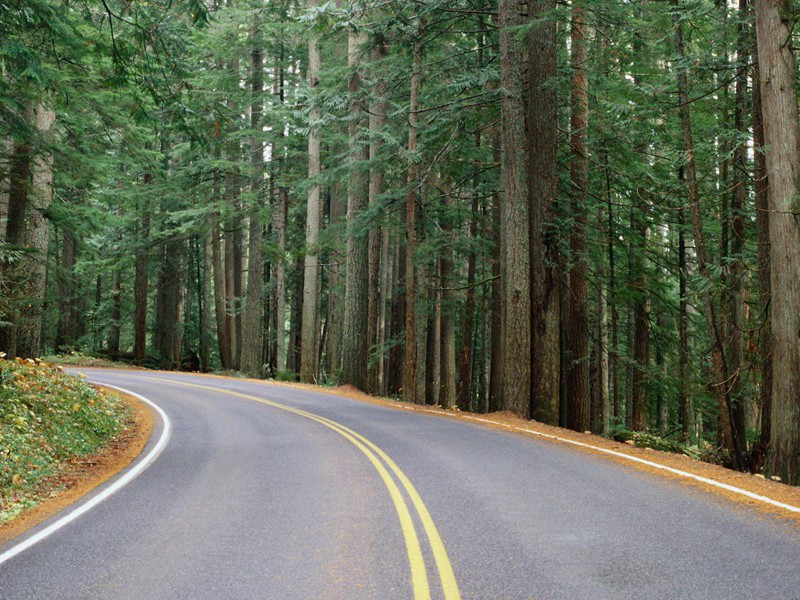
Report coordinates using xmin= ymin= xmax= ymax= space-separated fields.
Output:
xmin=0 ymin=358 xmax=132 ymax=524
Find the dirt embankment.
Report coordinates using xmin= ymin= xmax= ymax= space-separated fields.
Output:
xmin=0 ymin=389 xmax=152 ymax=545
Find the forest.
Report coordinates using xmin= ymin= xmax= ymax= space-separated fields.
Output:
xmin=1 ymin=0 xmax=799 ymax=484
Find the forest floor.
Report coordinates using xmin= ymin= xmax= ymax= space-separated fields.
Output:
xmin=0 ymin=364 xmax=151 ymax=544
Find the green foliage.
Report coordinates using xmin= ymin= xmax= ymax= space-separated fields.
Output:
xmin=0 ymin=358 xmax=131 ymax=523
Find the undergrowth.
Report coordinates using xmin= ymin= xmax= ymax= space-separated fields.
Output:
xmin=0 ymin=357 xmax=131 ymax=523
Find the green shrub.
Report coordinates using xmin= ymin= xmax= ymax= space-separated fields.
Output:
xmin=0 ymin=358 xmax=131 ymax=523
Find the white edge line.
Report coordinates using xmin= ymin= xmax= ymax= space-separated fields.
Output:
xmin=0 ymin=384 xmax=171 ymax=566
xmin=397 ymin=405 xmax=800 ymax=515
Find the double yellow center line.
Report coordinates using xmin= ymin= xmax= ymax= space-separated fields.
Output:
xmin=149 ymin=377 xmax=460 ymax=600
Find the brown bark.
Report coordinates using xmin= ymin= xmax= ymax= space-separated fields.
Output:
xmin=240 ymin=39 xmax=265 ymax=378
xmin=367 ymin=37 xmax=388 ymax=393
xmin=341 ymin=29 xmax=370 ymax=390
xmin=566 ymin=3 xmax=590 ymax=433
xmin=300 ymin=16 xmax=322 ymax=383
xmin=17 ymin=106 xmax=55 ymax=358
xmin=134 ymin=176 xmax=151 ymax=361
xmin=403 ymin=35 xmax=422 ymax=403
xmin=755 ymin=0 xmax=800 ymax=484
xmin=457 ymin=189 xmax=479 ymax=411
xmin=488 ymin=128 xmax=503 ymax=412
xmin=528 ymin=0 xmax=560 ymax=424
xmin=440 ymin=187 xmax=456 ymax=409
xmin=499 ymin=0 xmax=532 ymax=417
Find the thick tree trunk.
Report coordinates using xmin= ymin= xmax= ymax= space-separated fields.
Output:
xmin=340 ymin=29 xmax=370 ymax=390
xmin=755 ymin=0 xmax=800 ymax=484
xmin=240 ymin=40 xmax=265 ymax=378
xmin=528 ymin=0 xmax=560 ymax=424
xmin=17 ymin=106 xmax=55 ymax=358
xmin=367 ymin=37 xmax=388 ymax=393
xmin=499 ymin=0 xmax=532 ymax=417
xmin=300 ymin=20 xmax=322 ymax=383
xmin=0 ymin=102 xmax=34 ymax=357
xmin=403 ymin=36 xmax=422 ymax=403
xmin=566 ymin=4 xmax=590 ymax=432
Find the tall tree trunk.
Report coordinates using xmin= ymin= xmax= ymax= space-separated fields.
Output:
xmin=156 ymin=239 xmax=183 ymax=370
xmin=675 ymin=2 xmax=743 ymax=467
xmin=17 ymin=106 xmax=55 ymax=358
xmin=0 ymin=102 xmax=33 ymax=357
xmin=726 ymin=0 xmax=750 ymax=457
xmin=630 ymin=207 xmax=650 ymax=432
xmin=212 ymin=216 xmax=232 ymax=369
xmin=241 ymin=38 xmax=265 ymax=378
xmin=755 ymin=0 xmax=800 ymax=484
xmin=457 ymin=189 xmax=478 ymax=411
xmin=300 ymin=15 xmax=322 ymax=383
xmin=528 ymin=0 xmax=560 ymax=424
xmin=200 ymin=231 xmax=212 ymax=372
xmin=55 ymin=229 xmax=78 ymax=351
xmin=499 ymin=0 xmax=532 ymax=417
xmin=134 ymin=176 xmax=151 ymax=361
xmin=274 ymin=187 xmax=288 ymax=371
xmin=367 ymin=37 xmax=388 ymax=393
xmin=566 ymin=3 xmax=590 ymax=432
xmin=594 ymin=201 xmax=610 ymax=435
xmin=488 ymin=127 xmax=503 ymax=412
xmin=440 ymin=187 xmax=456 ymax=409
xmin=678 ymin=202 xmax=692 ymax=441
xmin=403 ymin=35 xmax=422 ymax=403
xmin=327 ymin=184 xmax=345 ymax=376
xmin=108 ymin=269 xmax=121 ymax=358
xmin=340 ymin=28 xmax=370 ymax=390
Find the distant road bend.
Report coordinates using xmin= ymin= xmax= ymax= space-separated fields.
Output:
xmin=1 ymin=370 xmax=800 ymax=599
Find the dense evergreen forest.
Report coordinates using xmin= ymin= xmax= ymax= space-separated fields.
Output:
xmin=2 ymin=0 xmax=799 ymax=483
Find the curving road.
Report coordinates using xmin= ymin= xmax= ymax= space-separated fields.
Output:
xmin=2 ymin=369 xmax=800 ymax=599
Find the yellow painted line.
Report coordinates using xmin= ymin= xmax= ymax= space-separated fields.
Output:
xmin=148 ymin=378 xmax=433 ymax=600
xmin=311 ymin=413 xmax=461 ymax=600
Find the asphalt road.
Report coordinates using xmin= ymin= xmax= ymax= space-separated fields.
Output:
xmin=2 ymin=370 xmax=800 ymax=599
